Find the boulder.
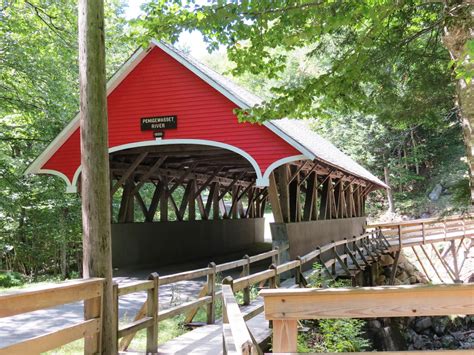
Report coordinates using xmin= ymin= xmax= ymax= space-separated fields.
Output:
xmin=429 ymin=184 xmax=443 ymax=201
xmin=414 ymin=317 xmax=432 ymax=332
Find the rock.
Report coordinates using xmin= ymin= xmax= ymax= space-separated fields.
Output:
xmin=413 ymin=334 xmax=430 ymax=349
xmin=369 ymin=319 xmax=382 ymax=329
xmin=429 ymin=184 xmax=443 ymax=201
xmin=414 ymin=317 xmax=432 ymax=332
xmin=441 ymin=335 xmax=455 ymax=348
xmin=376 ymin=275 xmax=386 ymax=284
xmin=409 ymin=276 xmax=418 ymax=284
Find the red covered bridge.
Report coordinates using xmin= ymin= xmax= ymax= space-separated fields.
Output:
xmin=26 ymin=40 xmax=386 ymax=268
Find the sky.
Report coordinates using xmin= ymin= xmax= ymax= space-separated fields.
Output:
xmin=125 ymin=0 xmax=210 ymax=59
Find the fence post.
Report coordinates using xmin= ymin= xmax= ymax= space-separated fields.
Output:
xmin=242 ymin=255 xmax=250 ymax=305
xmin=422 ymin=222 xmax=426 ymax=244
xmin=112 ymin=282 xmax=119 ymax=353
xmin=398 ymin=224 xmax=402 ymax=249
xmin=272 ymin=247 xmax=280 ymax=286
xmin=207 ymin=262 xmax=216 ymax=324
xmin=84 ymin=281 xmax=102 ymax=355
xmin=146 ymin=272 xmax=159 ymax=354
xmin=222 ymin=276 xmax=233 ymax=324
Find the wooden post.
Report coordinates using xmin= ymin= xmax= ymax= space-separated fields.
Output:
xmin=222 ymin=276 xmax=233 ymax=323
xmin=146 ymin=273 xmax=159 ymax=353
xmin=451 ymin=240 xmax=461 ymax=283
xmin=78 ymin=0 xmax=116 ymax=353
xmin=272 ymin=320 xmax=298 ymax=353
xmin=242 ymin=255 xmax=250 ymax=305
xmin=207 ymin=262 xmax=216 ymax=324
xmin=422 ymin=222 xmax=426 ymax=244
xmin=389 ymin=250 xmax=401 ymax=285
xmin=398 ymin=225 xmax=402 ymax=249
xmin=84 ymin=293 xmax=102 ymax=354
xmin=112 ymin=282 xmax=119 ymax=352
xmin=268 ymin=172 xmax=283 ymax=223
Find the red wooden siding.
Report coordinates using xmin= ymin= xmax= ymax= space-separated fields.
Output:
xmin=42 ymin=46 xmax=301 ymax=183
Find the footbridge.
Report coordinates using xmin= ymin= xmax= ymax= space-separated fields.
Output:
xmin=1 ymin=214 xmax=473 ymax=355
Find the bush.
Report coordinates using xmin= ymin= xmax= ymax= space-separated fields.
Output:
xmin=0 ymin=271 xmax=26 ymax=288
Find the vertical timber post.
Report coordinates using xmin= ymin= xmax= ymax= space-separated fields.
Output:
xmin=207 ymin=262 xmax=216 ymax=324
xmin=146 ymin=273 xmax=159 ymax=353
xmin=242 ymin=255 xmax=250 ymax=305
xmin=78 ymin=0 xmax=116 ymax=353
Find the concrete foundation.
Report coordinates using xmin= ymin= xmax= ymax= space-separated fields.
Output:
xmin=270 ymin=217 xmax=367 ymax=262
xmin=112 ymin=218 xmax=265 ymax=269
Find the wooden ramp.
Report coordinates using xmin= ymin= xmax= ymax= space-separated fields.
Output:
xmin=157 ymin=312 xmax=268 ymax=354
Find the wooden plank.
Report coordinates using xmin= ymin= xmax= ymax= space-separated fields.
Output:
xmin=0 ymin=319 xmax=100 ymax=355
xmin=233 ymin=269 xmax=275 ymax=292
xmin=132 ymin=155 xmax=167 ymax=194
xmin=261 ymin=284 xmax=474 ymax=320
xmin=118 ymin=317 xmax=154 ymax=339
xmin=216 ymin=259 xmax=248 ymax=273
xmin=0 ymin=278 xmax=103 ymax=318
xmin=248 ymin=250 xmax=278 ymax=264
xmin=160 ymin=267 xmax=211 ymax=285
xmin=158 ymin=296 xmax=212 ymax=321
xmin=221 ymin=284 xmax=256 ymax=354
xmin=118 ymin=301 xmax=147 ymax=351
xmin=117 ymin=280 xmax=153 ymax=296
xmin=184 ymin=283 xmax=208 ymax=323
xmin=276 ymin=260 xmax=300 ymax=275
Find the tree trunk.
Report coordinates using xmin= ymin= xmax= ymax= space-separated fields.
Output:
xmin=78 ymin=0 xmax=116 ymax=353
xmin=443 ymin=6 xmax=474 ymax=204
xmin=384 ymin=166 xmax=395 ymax=214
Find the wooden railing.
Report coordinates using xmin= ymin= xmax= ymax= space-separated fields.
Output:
xmin=0 ymin=278 xmax=104 ymax=355
xmin=368 ymin=214 xmax=474 ymax=249
xmin=222 ymin=284 xmax=258 ymax=355
xmin=260 ymin=283 xmax=474 ymax=354
xmin=117 ymin=246 xmax=283 ymax=352
xmin=218 ymin=231 xmax=391 ymax=354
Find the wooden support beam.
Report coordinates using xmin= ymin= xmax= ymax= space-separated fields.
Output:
xmin=412 ymin=246 xmax=432 ymax=282
xmin=303 ymin=172 xmax=316 ymax=221
xmin=132 ymin=156 xmax=167 ymax=194
xmin=431 ymin=244 xmax=456 ymax=281
xmin=146 ymin=182 xmax=161 ymax=222
xmin=389 ymin=250 xmax=401 ymax=285
xmin=111 ymin=152 xmax=148 ymax=195
xmin=276 ymin=165 xmax=290 ymax=222
xmin=419 ymin=244 xmax=444 ymax=283
xmin=160 ymin=176 xmax=168 ymax=222
xmin=268 ymin=172 xmax=283 ymax=223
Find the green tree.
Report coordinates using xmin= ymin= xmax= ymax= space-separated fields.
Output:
xmin=137 ymin=0 xmax=473 ymax=201
xmin=0 ymin=0 xmax=132 ymax=277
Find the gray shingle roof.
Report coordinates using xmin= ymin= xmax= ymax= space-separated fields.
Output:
xmin=157 ymin=41 xmax=386 ymax=188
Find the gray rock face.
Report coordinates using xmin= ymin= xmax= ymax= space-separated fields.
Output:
xmin=414 ymin=317 xmax=432 ymax=332
xmin=429 ymin=184 xmax=443 ymax=201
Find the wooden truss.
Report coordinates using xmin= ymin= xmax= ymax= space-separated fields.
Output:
xmin=108 ymin=146 xmax=372 ymax=223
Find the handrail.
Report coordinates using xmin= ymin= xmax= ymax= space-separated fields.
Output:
xmin=367 ymin=214 xmax=474 ymax=228
xmin=222 ymin=284 xmax=258 ymax=355
xmin=0 ymin=278 xmax=104 ymax=355
xmin=261 ymin=283 xmax=474 ymax=353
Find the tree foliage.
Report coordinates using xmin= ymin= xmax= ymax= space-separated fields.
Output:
xmin=0 ymin=0 xmax=132 ymax=277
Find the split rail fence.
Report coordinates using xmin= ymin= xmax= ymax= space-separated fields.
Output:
xmin=1 ymin=215 xmax=472 ymax=354
xmin=0 ymin=278 xmax=103 ymax=355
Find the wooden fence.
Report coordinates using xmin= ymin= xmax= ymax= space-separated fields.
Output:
xmin=4 ymin=215 xmax=471 ymax=354
xmin=368 ymin=214 xmax=474 ymax=249
xmin=260 ymin=283 xmax=474 ymax=354
xmin=0 ymin=278 xmax=103 ymax=355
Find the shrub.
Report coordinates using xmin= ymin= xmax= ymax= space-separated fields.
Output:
xmin=0 ymin=271 xmax=25 ymax=288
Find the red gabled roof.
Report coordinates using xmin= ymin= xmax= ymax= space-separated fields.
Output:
xmin=26 ymin=41 xmax=386 ymax=192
